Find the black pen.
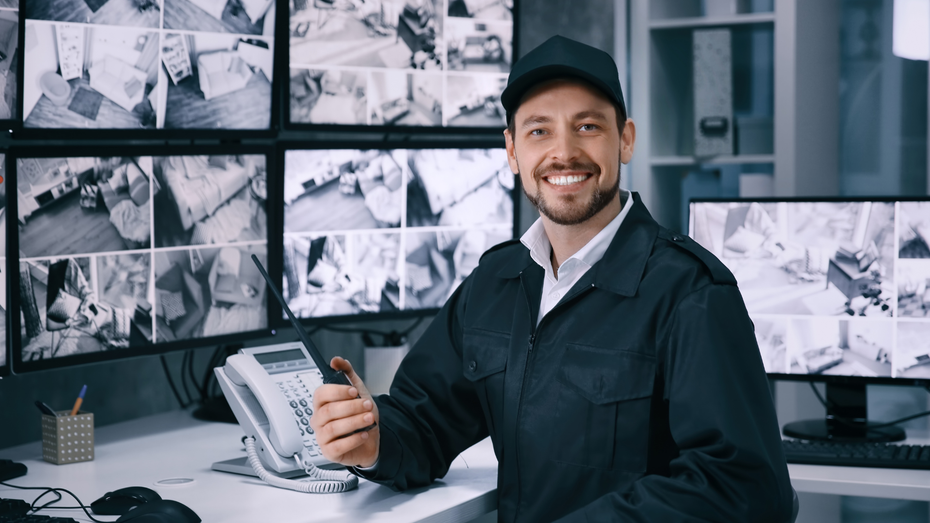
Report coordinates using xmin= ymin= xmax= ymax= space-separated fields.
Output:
xmin=35 ymin=400 xmax=58 ymax=417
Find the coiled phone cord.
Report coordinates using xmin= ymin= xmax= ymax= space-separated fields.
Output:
xmin=243 ymin=436 xmax=359 ymax=493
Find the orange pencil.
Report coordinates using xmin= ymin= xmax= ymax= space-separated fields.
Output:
xmin=69 ymin=385 xmax=87 ymax=416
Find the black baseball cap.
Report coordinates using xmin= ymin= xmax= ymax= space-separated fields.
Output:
xmin=501 ymin=35 xmax=626 ymax=123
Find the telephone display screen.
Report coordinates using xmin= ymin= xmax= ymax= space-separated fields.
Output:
xmin=254 ymin=349 xmax=308 ymax=365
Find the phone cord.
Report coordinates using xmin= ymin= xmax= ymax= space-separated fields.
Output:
xmin=243 ymin=436 xmax=359 ymax=493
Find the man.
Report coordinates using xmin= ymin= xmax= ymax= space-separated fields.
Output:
xmin=311 ymin=35 xmax=794 ymax=522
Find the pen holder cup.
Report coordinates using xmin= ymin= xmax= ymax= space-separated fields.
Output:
xmin=41 ymin=411 xmax=95 ymax=465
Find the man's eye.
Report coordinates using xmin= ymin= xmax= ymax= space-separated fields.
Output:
xmin=580 ymin=124 xmax=598 ymax=131
xmin=529 ymin=129 xmax=546 ymax=136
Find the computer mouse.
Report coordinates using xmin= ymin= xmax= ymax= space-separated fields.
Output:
xmin=91 ymin=486 xmax=162 ymax=516
xmin=115 ymin=499 xmax=201 ymax=523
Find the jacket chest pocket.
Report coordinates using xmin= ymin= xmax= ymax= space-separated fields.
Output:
xmin=462 ymin=328 xmax=509 ymax=438
xmin=554 ymin=344 xmax=656 ymax=471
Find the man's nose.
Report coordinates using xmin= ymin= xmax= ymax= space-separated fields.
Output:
xmin=549 ymin=126 xmax=581 ymax=163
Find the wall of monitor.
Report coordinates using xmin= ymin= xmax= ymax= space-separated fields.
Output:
xmin=0 ymin=0 xmax=618 ymax=449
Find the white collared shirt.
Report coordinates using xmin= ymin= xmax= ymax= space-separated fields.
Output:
xmin=520 ymin=190 xmax=632 ymax=326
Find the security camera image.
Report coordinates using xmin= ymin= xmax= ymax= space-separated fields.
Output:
xmin=288 ymin=0 xmax=512 ymax=128
xmin=283 ymin=146 xmax=514 ymax=318
xmin=690 ymin=201 xmax=895 ymax=317
xmin=284 ymin=149 xmax=405 ymax=232
xmin=17 ymin=152 xmax=270 ymax=356
xmin=787 ymin=317 xmax=892 ymax=377
xmin=282 ymin=233 xmax=401 ymax=318
xmin=690 ymin=199 xmax=930 ymax=379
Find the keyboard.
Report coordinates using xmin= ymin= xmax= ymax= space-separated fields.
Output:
xmin=783 ymin=439 xmax=930 ymax=469
xmin=0 ymin=499 xmax=77 ymax=523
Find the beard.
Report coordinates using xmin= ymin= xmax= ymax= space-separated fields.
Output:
xmin=521 ymin=159 xmax=621 ymax=226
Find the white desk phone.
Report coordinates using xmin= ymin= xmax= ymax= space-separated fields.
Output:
xmin=213 ymin=256 xmax=376 ymax=493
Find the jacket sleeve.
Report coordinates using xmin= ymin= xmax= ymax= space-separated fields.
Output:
xmin=556 ymin=283 xmax=794 ymax=523
xmin=352 ymin=276 xmax=489 ymax=490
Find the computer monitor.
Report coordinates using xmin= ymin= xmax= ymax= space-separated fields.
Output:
xmin=286 ymin=0 xmax=515 ymax=130
xmin=9 ymin=146 xmax=274 ymax=373
xmin=20 ymin=0 xmax=276 ymax=137
xmin=277 ymin=142 xmax=516 ymax=322
xmin=0 ymin=4 xmax=17 ymax=128
xmin=689 ymin=198 xmax=930 ymax=442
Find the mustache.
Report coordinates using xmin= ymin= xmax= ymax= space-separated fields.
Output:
xmin=534 ymin=161 xmax=601 ymax=179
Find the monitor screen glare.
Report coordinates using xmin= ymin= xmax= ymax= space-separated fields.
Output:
xmin=689 ymin=200 xmax=930 ymax=380
xmin=288 ymin=0 xmax=513 ymax=128
xmin=283 ymin=147 xmax=513 ymax=319
xmin=17 ymin=154 xmax=269 ymax=361
xmin=22 ymin=0 xmax=274 ymax=130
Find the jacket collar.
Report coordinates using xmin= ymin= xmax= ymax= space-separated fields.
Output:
xmin=496 ymin=192 xmax=659 ymax=297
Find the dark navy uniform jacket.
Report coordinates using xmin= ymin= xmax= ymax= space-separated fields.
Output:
xmin=357 ymin=192 xmax=793 ymax=522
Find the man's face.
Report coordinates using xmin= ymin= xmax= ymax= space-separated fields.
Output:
xmin=504 ymin=79 xmax=635 ymax=226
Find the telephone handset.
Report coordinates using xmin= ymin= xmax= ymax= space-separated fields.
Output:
xmin=215 ymin=342 xmax=358 ymax=493
xmin=224 ymin=354 xmax=304 ymax=459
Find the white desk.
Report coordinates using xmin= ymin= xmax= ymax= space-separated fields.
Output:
xmin=6 ymin=412 xmax=930 ymax=522
xmin=0 ymin=411 xmax=498 ymax=523
xmin=789 ymin=463 xmax=930 ymax=501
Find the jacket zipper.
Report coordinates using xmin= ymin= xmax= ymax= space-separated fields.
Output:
xmin=513 ymin=282 xmax=596 ymax=520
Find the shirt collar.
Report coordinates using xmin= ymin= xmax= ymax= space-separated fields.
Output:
xmin=520 ymin=189 xmax=632 ymax=277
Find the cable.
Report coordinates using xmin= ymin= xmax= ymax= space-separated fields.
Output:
xmin=0 ymin=481 xmax=107 ymax=523
xmin=180 ymin=351 xmax=194 ymax=406
xmin=160 ymin=354 xmax=190 ymax=409
xmin=187 ymin=348 xmax=206 ymax=402
xmin=29 ymin=489 xmax=62 ymax=512
xmin=242 ymin=436 xmax=357 ymax=493
xmin=318 ymin=317 xmax=425 ymax=340
xmin=808 ymin=382 xmax=930 ymax=430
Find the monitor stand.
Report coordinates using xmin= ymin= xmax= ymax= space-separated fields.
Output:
xmin=782 ymin=382 xmax=905 ymax=443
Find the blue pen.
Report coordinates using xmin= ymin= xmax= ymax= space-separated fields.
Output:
xmin=69 ymin=385 xmax=87 ymax=416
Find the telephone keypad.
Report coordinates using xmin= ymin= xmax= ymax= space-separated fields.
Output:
xmin=277 ymin=369 xmax=325 ymax=457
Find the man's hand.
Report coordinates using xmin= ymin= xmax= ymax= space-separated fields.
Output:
xmin=310 ymin=357 xmax=380 ymax=468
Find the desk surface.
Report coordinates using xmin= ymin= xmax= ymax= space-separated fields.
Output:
xmin=0 ymin=411 xmax=498 ymax=523
xmin=6 ymin=411 xmax=930 ymax=521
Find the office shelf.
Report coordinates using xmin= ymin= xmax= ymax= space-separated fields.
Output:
xmin=630 ymin=0 xmax=840 ymax=232
xmin=650 ymin=154 xmax=775 ymax=166
xmin=649 ymin=12 xmax=776 ymax=30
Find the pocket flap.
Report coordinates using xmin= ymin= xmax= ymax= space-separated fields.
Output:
xmin=462 ymin=328 xmax=509 ymax=381
xmin=558 ymin=345 xmax=655 ymax=404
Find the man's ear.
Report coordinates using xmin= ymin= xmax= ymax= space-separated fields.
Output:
xmin=619 ymin=118 xmax=636 ymax=164
xmin=504 ymin=128 xmax=520 ymax=175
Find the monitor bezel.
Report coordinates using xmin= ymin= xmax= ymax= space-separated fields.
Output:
xmin=273 ymin=138 xmax=517 ymax=328
xmin=0 ymin=3 xmax=18 ymax=132
xmin=281 ymin=0 xmax=520 ymax=134
xmin=14 ymin=12 xmax=280 ymax=140
xmin=689 ymin=195 xmax=930 ymax=387
xmin=8 ymin=145 xmax=277 ymax=374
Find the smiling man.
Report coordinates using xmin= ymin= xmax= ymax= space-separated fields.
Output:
xmin=311 ymin=35 xmax=795 ymax=522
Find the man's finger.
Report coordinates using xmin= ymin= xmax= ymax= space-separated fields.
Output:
xmin=312 ymin=397 xmax=372 ymax=428
xmin=324 ymin=431 xmax=371 ymax=462
xmin=311 ymin=383 xmax=354 ymax=411
xmin=330 ymin=357 xmax=371 ymax=396
xmin=318 ymin=411 xmax=376 ymax=445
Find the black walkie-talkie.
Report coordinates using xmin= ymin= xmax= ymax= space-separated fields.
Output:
xmin=252 ymin=255 xmax=376 ymax=432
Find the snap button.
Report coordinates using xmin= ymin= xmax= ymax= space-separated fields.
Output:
xmin=468 ymin=361 xmax=477 ymax=371
xmin=671 ymin=235 xmax=685 ymax=242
